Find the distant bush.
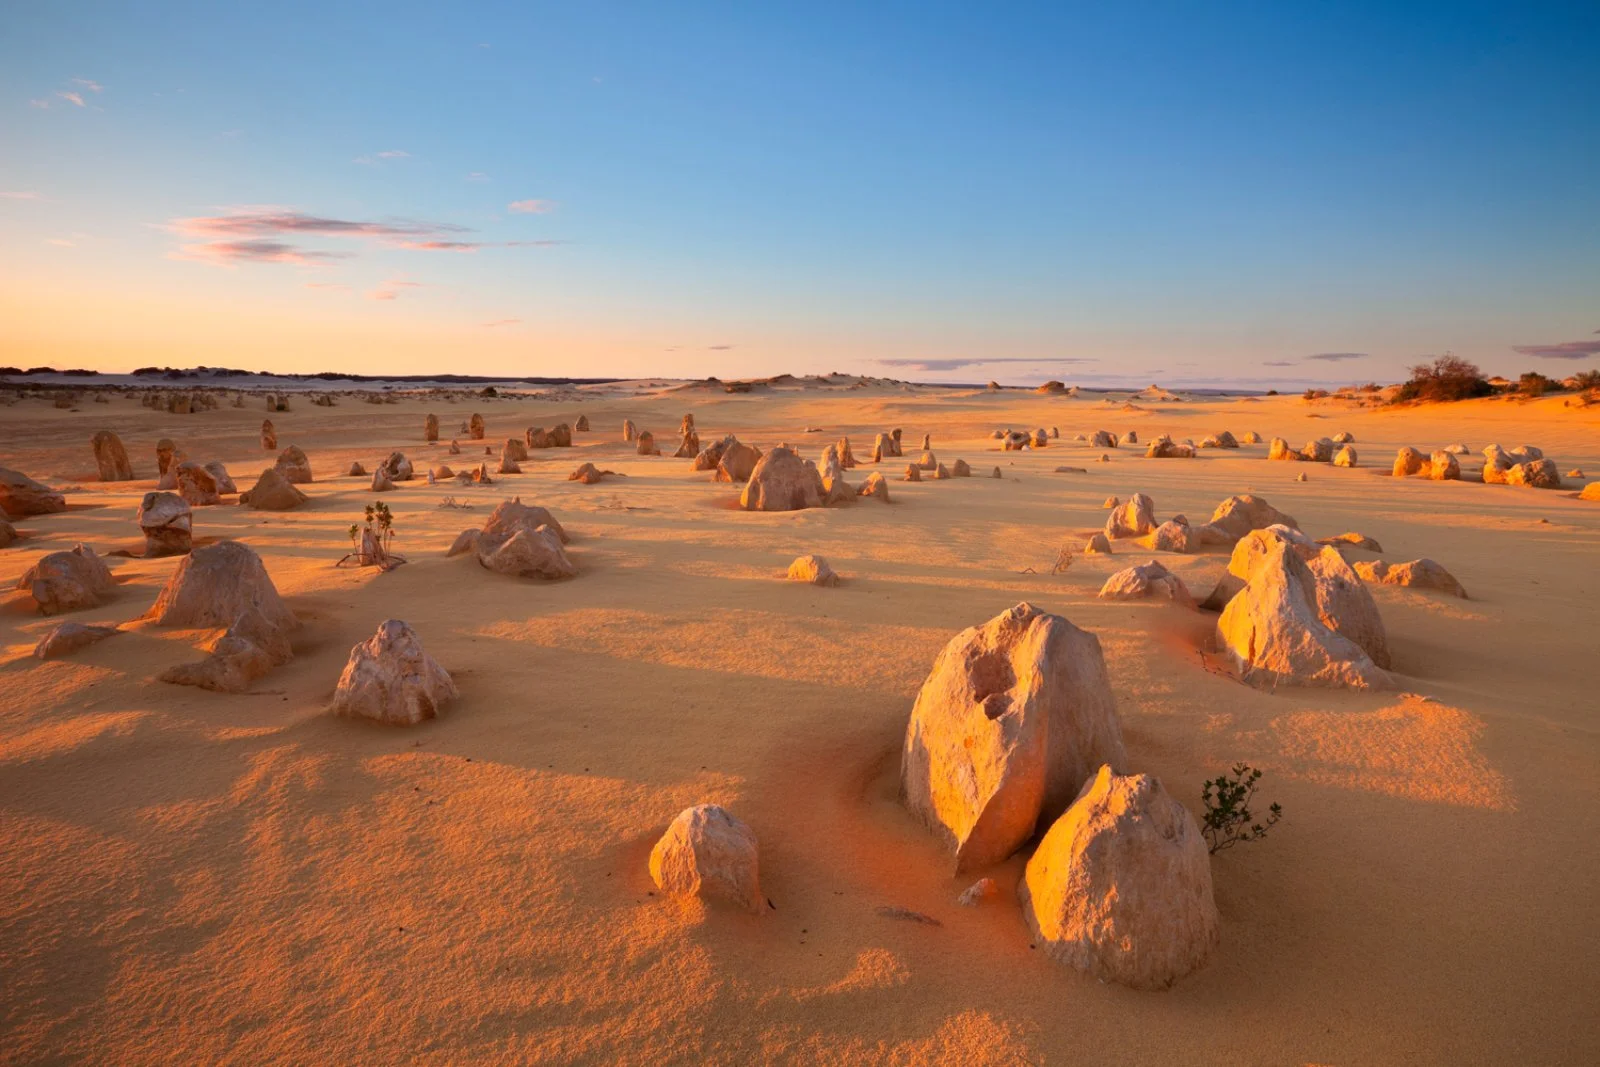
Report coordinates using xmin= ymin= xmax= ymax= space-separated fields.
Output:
xmin=1303 ymin=388 xmax=1328 ymax=400
xmin=1266 ymin=389 xmax=1279 ymax=396
xmin=1392 ymin=355 xmax=1491 ymax=404
xmin=1573 ymin=370 xmax=1600 ymax=391
xmin=1518 ymin=371 xmax=1556 ymax=398
xmin=1202 ymin=764 xmax=1283 ymax=854
xmin=1356 ymin=381 xmax=1381 ymax=392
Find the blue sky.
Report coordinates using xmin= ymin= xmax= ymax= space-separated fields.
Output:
xmin=2 ymin=1 xmax=1597 ymax=384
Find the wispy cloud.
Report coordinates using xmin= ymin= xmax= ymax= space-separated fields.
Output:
xmin=304 ymin=281 xmax=351 ymax=292
xmin=178 ymin=239 xmax=354 ymax=267
xmin=30 ymin=97 xmax=52 ymax=108
xmin=44 ymin=238 xmax=75 ymax=247
xmin=875 ymin=356 xmax=1099 ymax=372
xmin=354 ymin=149 xmax=410 ymax=165
xmin=1305 ymin=352 xmax=1368 ymax=362
xmin=708 ymin=344 xmax=734 ymax=350
xmin=1262 ymin=360 xmax=1296 ymax=367
xmin=56 ymin=90 xmax=86 ymax=107
xmin=168 ymin=207 xmax=563 ymax=266
xmin=466 ymin=172 xmax=490 ymax=183
xmin=508 ymin=199 xmax=555 ymax=214
xmin=1511 ymin=340 xmax=1600 ymax=360
xmin=1 ymin=190 xmax=42 ymax=200
xmin=71 ymin=78 xmax=103 ymax=93
xmin=368 ymin=278 xmax=423 ymax=301
xmin=482 ymin=318 xmax=521 ymax=328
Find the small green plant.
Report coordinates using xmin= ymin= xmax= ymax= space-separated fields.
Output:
xmin=1201 ymin=764 xmax=1282 ymax=854
xmin=342 ymin=501 xmax=403 ymax=569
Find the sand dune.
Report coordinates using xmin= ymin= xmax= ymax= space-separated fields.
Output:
xmin=1 ymin=385 xmax=1597 ymax=1063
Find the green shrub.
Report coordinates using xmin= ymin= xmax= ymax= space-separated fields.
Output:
xmin=1201 ymin=764 xmax=1283 ymax=854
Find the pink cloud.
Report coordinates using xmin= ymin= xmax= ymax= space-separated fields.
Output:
xmin=56 ymin=90 xmax=86 ymax=107
xmin=1 ymin=191 xmax=42 ymax=200
xmin=508 ymin=199 xmax=555 ymax=214
xmin=175 ymin=239 xmax=353 ymax=267
xmin=368 ymin=279 xmax=424 ymax=301
xmin=481 ymin=318 xmax=522 ymax=328
xmin=71 ymin=78 xmax=103 ymax=93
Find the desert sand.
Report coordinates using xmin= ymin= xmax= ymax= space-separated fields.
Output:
xmin=2 ymin=380 xmax=1597 ymax=1064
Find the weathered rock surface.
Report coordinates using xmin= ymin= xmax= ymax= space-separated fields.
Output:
xmin=159 ymin=603 xmax=293 ymax=693
xmin=1307 ymin=547 xmax=1392 ymax=669
xmin=372 ymin=468 xmax=396 ymax=491
xmin=858 ymin=471 xmax=890 ymax=501
xmin=1393 ymin=447 xmax=1427 ymax=477
xmin=1507 ymin=458 xmax=1561 ymax=489
xmin=1354 ymin=558 xmax=1468 ymax=598
xmin=469 ymin=413 xmax=485 ymax=439
xmin=91 ymin=431 xmax=134 ymax=481
xmin=636 ymin=430 xmax=660 ymax=456
xmin=1020 ymin=766 xmax=1218 ymax=991
xmin=787 ymin=554 xmax=838 ymax=586
xmin=901 ymin=603 xmax=1126 ymax=873
xmin=240 ymin=468 xmax=308 ymax=510
xmin=1318 ymin=531 xmax=1382 ymax=552
xmin=275 ymin=445 xmax=313 ymax=484
xmin=479 ymin=498 xmax=569 ymax=547
xmin=34 ymin=621 xmax=120 ymax=659
xmin=476 ymin=525 xmax=576 ymax=579
xmin=425 ymin=413 xmax=439 ymax=442
xmin=903 ymin=464 xmax=922 ymax=482
xmin=951 ymin=458 xmax=971 ymax=477
xmin=381 ymin=452 xmax=415 ymax=481
xmin=1084 ymin=532 xmax=1112 ymax=555
xmin=175 ymin=461 xmax=222 ymax=506
xmin=1104 ymin=493 xmax=1156 ymax=539
xmin=740 ymin=446 xmax=824 ymax=511
xmin=261 ymin=420 xmax=277 ymax=450
xmin=0 ymin=468 xmax=67 ymax=516
xmin=1333 ymin=444 xmax=1358 ymax=468
xmin=1217 ymin=540 xmax=1392 ymax=689
xmin=137 ymin=491 xmax=192 ymax=556
xmin=1241 ymin=431 xmax=1262 ymax=444
xmin=575 ymin=414 xmax=590 ymax=432
xmin=623 ymin=419 xmax=638 ymax=442
xmin=1208 ymin=494 xmax=1298 ymax=541
xmin=1429 ymin=450 xmax=1460 ymax=481
xmin=330 ymin=619 xmax=458 ymax=725
xmin=673 ymin=430 xmax=701 ymax=459
xmin=1098 ymin=560 xmax=1194 ymax=607
xmin=1199 ymin=431 xmax=1238 ymax=449
xmin=1301 ymin=438 xmax=1335 ymax=463
xmin=649 ymin=805 xmax=763 ymax=912
xmin=714 ymin=441 xmax=762 ymax=483
xmin=1267 ymin=437 xmax=1296 ymax=461
xmin=146 ymin=540 xmax=298 ymax=633
xmin=18 ymin=544 xmax=115 ymax=615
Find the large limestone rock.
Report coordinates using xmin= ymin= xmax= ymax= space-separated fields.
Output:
xmin=380 ymin=452 xmax=415 ymax=481
xmin=476 ymin=523 xmax=576 ymax=579
xmin=91 ymin=431 xmax=134 ymax=481
xmin=837 ymin=437 xmax=858 ymax=468
xmin=1354 ymin=558 xmax=1467 ymax=598
xmin=1580 ymin=482 xmax=1600 ymax=501
xmin=137 ymin=491 xmax=192 ymax=557
xmin=1098 ymin=560 xmax=1194 ymax=607
xmin=330 ymin=620 xmax=457 ymax=725
xmin=1429 ymin=450 xmax=1460 ymax=481
xmin=914 ymin=449 xmax=938 ymax=472
xmin=649 ymin=805 xmax=763 ymax=913
xmin=1267 ymin=437 xmax=1296 ymax=461
xmin=575 ymin=414 xmax=590 ymax=432
xmin=787 ymin=554 xmax=838 ymax=586
xmin=0 ymin=468 xmax=66 ymax=516
xmin=240 ymin=467 xmax=308 ymax=510
xmin=146 ymin=540 xmax=298 ymax=633
xmin=0 ymin=520 xmax=17 ymax=547
xmin=623 ymin=419 xmax=638 ymax=442
xmin=425 ymin=413 xmax=439 ymax=442
xmin=156 ymin=438 xmax=180 ymax=477
xmin=1001 ymin=431 xmax=1031 ymax=452
xmin=900 ymin=603 xmax=1126 ymax=872
xmin=174 ymin=461 xmax=221 ymax=506
xmin=1333 ymin=444 xmax=1358 ymax=468
xmin=1020 ymin=766 xmax=1218 ymax=991
xmin=1217 ymin=540 xmax=1391 ymax=689
xmin=372 ymin=468 xmax=396 ymax=491
xmin=469 ymin=413 xmax=485 ymax=439
xmin=636 ymin=430 xmax=660 ymax=456
xmin=1090 ymin=430 xmax=1117 ymax=448
xmin=1241 ymin=431 xmax=1262 ymax=444
xmin=1301 ymin=438 xmax=1335 ymax=463
xmin=951 ymin=458 xmax=971 ymax=477
xmin=1306 ymin=547 xmax=1392 ymax=669
xmin=275 ymin=445 xmax=313 ymax=484
xmin=1149 ymin=519 xmax=1192 ymax=553
xmin=18 ymin=544 xmax=115 ymax=615
xmin=34 ymin=621 xmax=120 ymax=660
xmin=1207 ymin=494 xmax=1298 ymax=541
xmin=1104 ymin=492 xmax=1156 ymax=539
xmin=261 ymin=420 xmax=277 ymax=450
xmin=1393 ymin=447 xmax=1426 ymax=477
xmin=740 ymin=446 xmax=824 ymax=511
xmin=1507 ymin=459 xmax=1561 ymax=489
xmin=549 ymin=422 xmax=573 ymax=447
xmin=858 ymin=471 xmax=890 ymax=502
xmin=902 ymin=463 xmax=921 ymax=482
xmin=1084 ymin=532 xmax=1112 ymax=555
xmin=694 ymin=433 xmax=737 ymax=471
xmin=478 ymin=498 xmax=570 ymax=547
xmin=568 ymin=463 xmax=614 ymax=485
xmin=714 ymin=441 xmax=762 ymax=483
xmin=1199 ymin=431 xmax=1238 ymax=449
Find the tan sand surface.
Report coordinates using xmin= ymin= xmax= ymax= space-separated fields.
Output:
xmin=2 ymin=385 xmax=1597 ymax=1064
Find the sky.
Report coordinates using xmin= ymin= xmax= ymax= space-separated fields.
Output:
xmin=2 ymin=1 xmax=1597 ymax=387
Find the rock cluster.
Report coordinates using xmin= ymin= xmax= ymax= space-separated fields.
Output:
xmin=900 ymin=603 xmax=1126 ymax=873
